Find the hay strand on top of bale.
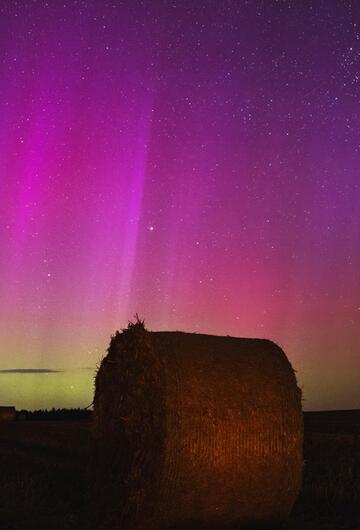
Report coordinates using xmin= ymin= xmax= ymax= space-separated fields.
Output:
xmin=91 ymin=319 xmax=303 ymax=530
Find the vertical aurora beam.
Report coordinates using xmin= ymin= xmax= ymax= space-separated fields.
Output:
xmin=0 ymin=1 xmax=359 ymax=411
xmin=112 ymin=104 xmax=153 ymax=325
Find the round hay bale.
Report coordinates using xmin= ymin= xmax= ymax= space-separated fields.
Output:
xmin=91 ymin=320 xmax=303 ymax=530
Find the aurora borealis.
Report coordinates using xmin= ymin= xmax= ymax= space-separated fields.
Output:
xmin=0 ymin=1 xmax=359 ymax=411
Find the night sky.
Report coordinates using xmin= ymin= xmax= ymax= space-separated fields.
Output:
xmin=0 ymin=1 xmax=359 ymax=411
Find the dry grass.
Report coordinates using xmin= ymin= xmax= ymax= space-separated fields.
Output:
xmin=0 ymin=421 xmax=90 ymax=530
xmin=0 ymin=414 xmax=359 ymax=529
xmin=285 ymin=410 xmax=360 ymax=529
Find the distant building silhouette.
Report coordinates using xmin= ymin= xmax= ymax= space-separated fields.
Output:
xmin=0 ymin=406 xmax=16 ymax=422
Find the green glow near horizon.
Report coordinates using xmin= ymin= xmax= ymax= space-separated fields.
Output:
xmin=0 ymin=370 xmax=95 ymax=410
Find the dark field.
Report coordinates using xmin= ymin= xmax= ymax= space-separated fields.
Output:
xmin=0 ymin=411 xmax=359 ymax=530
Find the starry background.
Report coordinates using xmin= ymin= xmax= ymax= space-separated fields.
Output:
xmin=0 ymin=0 xmax=359 ymax=411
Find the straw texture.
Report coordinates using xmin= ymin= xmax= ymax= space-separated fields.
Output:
xmin=92 ymin=321 xmax=303 ymax=530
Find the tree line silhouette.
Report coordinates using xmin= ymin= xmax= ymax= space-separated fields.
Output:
xmin=17 ymin=407 xmax=92 ymax=421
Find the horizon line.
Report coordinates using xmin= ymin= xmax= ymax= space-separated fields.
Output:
xmin=0 ymin=367 xmax=96 ymax=374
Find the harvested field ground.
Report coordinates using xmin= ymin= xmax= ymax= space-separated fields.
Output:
xmin=0 ymin=411 xmax=359 ymax=530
